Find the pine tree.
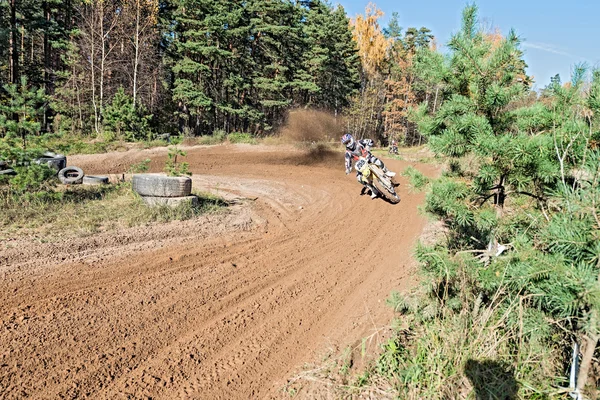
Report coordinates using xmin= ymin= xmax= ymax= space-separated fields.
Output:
xmin=245 ymin=0 xmax=307 ymax=132
xmin=170 ymin=0 xmax=244 ymax=134
xmin=414 ymin=5 xmax=535 ymax=215
xmin=301 ymin=1 xmax=359 ymax=115
xmin=0 ymin=76 xmax=45 ymax=148
xmin=0 ymin=0 xmax=72 ymax=130
xmin=399 ymin=6 xmax=600 ymax=395
xmin=103 ymin=86 xmax=152 ymax=141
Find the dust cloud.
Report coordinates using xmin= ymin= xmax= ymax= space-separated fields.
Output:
xmin=279 ymin=109 xmax=345 ymax=143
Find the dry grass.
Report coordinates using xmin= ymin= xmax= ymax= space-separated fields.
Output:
xmin=283 ymin=341 xmax=397 ymax=400
xmin=0 ymin=183 xmax=226 ymax=240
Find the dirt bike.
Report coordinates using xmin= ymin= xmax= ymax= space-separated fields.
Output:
xmin=355 ymin=156 xmax=400 ymax=204
xmin=388 ymin=142 xmax=399 ymax=155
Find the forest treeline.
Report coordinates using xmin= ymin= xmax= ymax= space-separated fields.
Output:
xmin=0 ymin=0 xmax=442 ymax=144
xmin=0 ymin=0 xmax=355 ymax=139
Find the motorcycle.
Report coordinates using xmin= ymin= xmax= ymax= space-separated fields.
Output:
xmin=355 ymin=156 xmax=400 ymax=204
xmin=388 ymin=141 xmax=399 ymax=155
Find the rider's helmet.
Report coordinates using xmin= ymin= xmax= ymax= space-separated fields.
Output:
xmin=341 ymin=133 xmax=355 ymax=149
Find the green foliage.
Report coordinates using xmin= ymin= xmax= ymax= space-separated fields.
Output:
xmin=402 ymin=166 xmax=429 ymax=190
xmin=128 ymin=158 xmax=151 ymax=173
xmin=103 ymin=87 xmax=153 ymax=141
xmin=301 ymin=1 xmax=360 ymax=112
xmin=371 ymin=5 xmax=600 ymax=398
xmin=4 ymin=164 xmax=56 ymax=194
xmin=1 ymin=0 xmax=361 ymax=146
xmin=0 ymin=138 xmax=43 ymax=165
xmin=371 ymin=242 xmax=561 ymax=397
xmin=227 ymin=132 xmax=257 ymax=144
xmin=169 ymin=0 xmax=359 ymax=135
xmin=194 ymin=130 xmax=227 ymax=145
xmin=425 ymin=178 xmax=474 ymax=229
xmin=164 ymin=147 xmax=191 ymax=176
xmin=1 ymin=182 xmax=227 ymax=240
xmin=0 ymin=77 xmax=46 ymax=149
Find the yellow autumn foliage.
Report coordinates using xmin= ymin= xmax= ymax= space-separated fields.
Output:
xmin=350 ymin=3 xmax=391 ymax=77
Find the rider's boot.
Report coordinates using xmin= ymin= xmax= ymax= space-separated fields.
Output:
xmin=366 ymin=184 xmax=378 ymax=199
xmin=360 ymin=186 xmax=367 ymax=196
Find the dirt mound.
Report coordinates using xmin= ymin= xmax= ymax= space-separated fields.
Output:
xmin=279 ymin=109 xmax=345 ymax=143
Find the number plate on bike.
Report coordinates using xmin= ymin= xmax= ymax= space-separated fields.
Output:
xmin=356 ymin=159 xmax=367 ymax=172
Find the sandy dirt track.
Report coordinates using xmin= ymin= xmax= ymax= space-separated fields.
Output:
xmin=0 ymin=144 xmax=437 ymax=399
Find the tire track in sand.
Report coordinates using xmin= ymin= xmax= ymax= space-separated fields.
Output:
xmin=0 ymin=145 xmax=437 ymax=399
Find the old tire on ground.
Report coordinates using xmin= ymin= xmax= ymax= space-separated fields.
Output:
xmin=58 ymin=166 xmax=84 ymax=184
xmin=35 ymin=153 xmax=67 ymax=172
xmin=132 ymin=174 xmax=192 ymax=197
xmin=372 ymin=176 xmax=400 ymax=204
xmin=0 ymin=169 xmax=16 ymax=176
xmin=141 ymin=195 xmax=199 ymax=208
xmin=83 ymin=175 xmax=109 ymax=185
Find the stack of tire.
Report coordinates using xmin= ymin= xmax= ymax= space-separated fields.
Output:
xmin=34 ymin=152 xmax=109 ymax=186
xmin=58 ymin=166 xmax=109 ymax=185
xmin=132 ymin=174 xmax=198 ymax=207
xmin=0 ymin=159 xmax=16 ymax=176
xmin=0 ymin=152 xmax=65 ymax=177
xmin=35 ymin=152 xmax=67 ymax=172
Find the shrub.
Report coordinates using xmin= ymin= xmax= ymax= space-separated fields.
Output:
xmin=227 ymin=132 xmax=257 ymax=144
xmin=103 ymin=87 xmax=153 ymax=141
xmin=164 ymin=147 xmax=191 ymax=176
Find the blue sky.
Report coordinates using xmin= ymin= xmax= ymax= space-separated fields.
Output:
xmin=335 ymin=0 xmax=600 ymax=89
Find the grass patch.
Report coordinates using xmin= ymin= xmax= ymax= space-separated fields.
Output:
xmin=28 ymin=131 xmax=262 ymax=158
xmin=371 ymin=148 xmax=404 ymax=161
xmin=369 ymin=290 xmax=559 ymax=399
xmin=0 ymin=182 xmax=227 ymax=240
xmin=283 ymin=342 xmax=395 ymax=399
xmin=183 ymin=130 xmax=228 ymax=146
xmin=141 ymin=139 xmax=170 ymax=148
xmin=32 ymin=134 xmax=172 ymax=156
xmin=402 ymin=166 xmax=430 ymax=191
xmin=227 ymin=132 xmax=257 ymax=144
xmin=32 ymin=134 xmax=128 ymax=155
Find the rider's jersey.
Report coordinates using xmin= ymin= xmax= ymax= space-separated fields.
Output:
xmin=345 ymin=139 xmax=375 ymax=172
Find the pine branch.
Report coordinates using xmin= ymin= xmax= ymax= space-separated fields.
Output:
xmin=504 ymin=190 xmax=546 ymax=202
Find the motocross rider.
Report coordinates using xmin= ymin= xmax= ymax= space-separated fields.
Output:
xmin=341 ymin=133 xmax=396 ymax=199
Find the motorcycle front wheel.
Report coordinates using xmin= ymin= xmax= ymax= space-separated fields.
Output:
xmin=372 ymin=176 xmax=400 ymax=204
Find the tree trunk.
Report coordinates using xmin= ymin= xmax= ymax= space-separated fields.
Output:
xmin=43 ymin=0 xmax=51 ymax=132
xmin=577 ymin=266 xmax=600 ymax=393
xmin=73 ymin=44 xmax=83 ymax=131
xmin=90 ymin=7 xmax=100 ymax=134
xmin=20 ymin=25 xmax=24 ymax=74
xmin=494 ymin=175 xmax=506 ymax=218
xmin=577 ymin=329 xmax=598 ymax=393
xmin=99 ymin=1 xmax=105 ymax=131
xmin=132 ymin=0 xmax=140 ymax=108
xmin=10 ymin=0 xmax=18 ymax=84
